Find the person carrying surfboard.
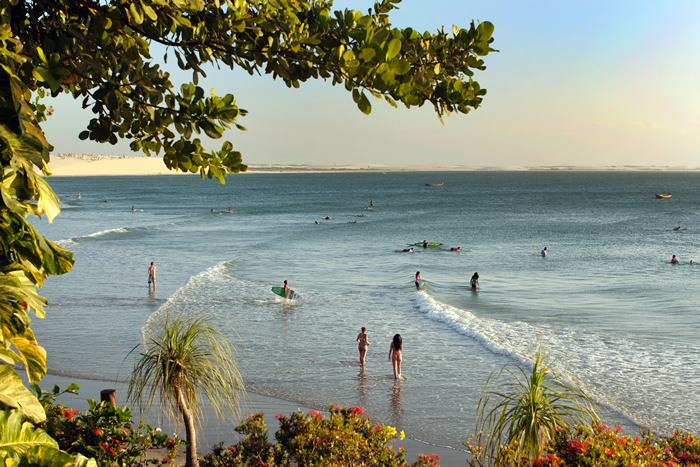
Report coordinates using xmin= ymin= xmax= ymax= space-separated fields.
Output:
xmin=415 ymin=271 xmax=421 ymax=289
xmin=283 ymin=279 xmax=290 ymax=298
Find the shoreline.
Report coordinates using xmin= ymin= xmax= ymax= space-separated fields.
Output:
xmin=37 ymin=371 xmax=468 ymax=465
xmin=47 ymin=154 xmax=700 ymax=176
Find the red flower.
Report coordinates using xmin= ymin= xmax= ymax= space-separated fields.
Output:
xmin=275 ymin=412 xmax=285 ymax=421
xmin=122 ymin=428 xmax=129 ymax=435
xmin=684 ymin=436 xmax=692 ymax=445
xmin=614 ymin=424 xmax=622 ymax=433
xmin=62 ymin=408 xmax=79 ymax=420
xmin=567 ymin=439 xmax=590 ymax=456
xmin=308 ymin=410 xmax=323 ymax=421
xmin=350 ymin=406 xmax=365 ymax=416
xmin=94 ymin=428 xmax=103 ymax=436
xmin=99 ymin=441 xmax=109 ymax=451
xmin=604 ymin=447 xmax=617 ymax=457
xmin=633 ymin=436 xmax=641 ymax=444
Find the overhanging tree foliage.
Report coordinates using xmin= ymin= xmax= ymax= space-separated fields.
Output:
xmin=0 ymin=0 xmax=494 ymax=428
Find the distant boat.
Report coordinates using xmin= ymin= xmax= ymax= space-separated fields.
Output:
xmin=656 ymin=193 xmax=672 ymax=199
xmin=425 ymin=181 xmax=445 ymax=187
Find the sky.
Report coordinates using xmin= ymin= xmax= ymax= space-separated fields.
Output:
xmin=44 ymin=0 xmax=700 ymax=167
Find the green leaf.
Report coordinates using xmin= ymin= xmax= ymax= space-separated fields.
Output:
xmin=0 ymin=366 xmax=46 ymax=423
xmin=356 ymin=91 xmax=371 ymax=115
xmin=0 ymin=410 xmax=96 ymax=466
xmin=386 ymin=38 xmax=402 ymax=60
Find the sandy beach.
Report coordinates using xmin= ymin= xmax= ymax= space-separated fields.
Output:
xmin=47 ymin=154 xmax=700 ymax=176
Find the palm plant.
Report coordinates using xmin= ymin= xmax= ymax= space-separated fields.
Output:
xmin=475 ymin=348 xmax=598 ymax=464
xmin=128 ymin=314 xmax=244 ymax=467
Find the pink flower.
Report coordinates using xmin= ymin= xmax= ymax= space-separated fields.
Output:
xmin=275 ymin=412 xmax=285 ymax=421
xmin=94 ymin=428 xmax=103 ymax=436
xmin=614 ymin=424 xmax=622 ymax=433
xmin=308 ymin=410 xmax=323 ymax=421
xmin=62 ymin=408 xmax=79 ymax=420
xmin=350 ymin=406 xmax=365 ymax=416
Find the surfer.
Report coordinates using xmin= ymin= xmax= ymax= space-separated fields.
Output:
xmin=369 ymin=199 xmax=374 ymax=208
xmin=450 ymin=247 xmax=461 ymax=252
xmin=671 ymin=255 xmax=679 ymax=265
xmin=541 ymin=246 xmax=548 ymax=257
xmin=147 ymin=262 xmax=157 ymax=289
xmin=470 ymin=272 xmax=479 ymax=290
xmin=389 ymin=334 xmax=403 ymax=380
xmin=422 ymin=240 xmax=428 ymax=248
xmin=401 ymin=247 xmax=414 ymax=253
xmin=673 ymin=225 xmax=682 ymax=231
xmin=283 ymin=279 xmax=290 ymax=298
xmin=415 ymin=271 xmax=421 ymax=289
xmin=356 ymin=327 xmax=370 ymax=367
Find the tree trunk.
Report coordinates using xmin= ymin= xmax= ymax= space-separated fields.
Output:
xmin=177 ymin=388 xmax=199 ymax=467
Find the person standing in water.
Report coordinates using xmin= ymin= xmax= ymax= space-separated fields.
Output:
xmin=422 ymin=239 xmax=428 ymax=248
xmin=369 ymin=199 xmax=374 ymax=208
xmin=671 ymin=255 xmax=679 ymax=265
xmin=541 ymin=246 xmax=548 ymax=257
xmin=356 ymin=327 xmax=370 ymax=366
xmin=389 ymin=334 xmax=403 ymax=379
xmin=415 ymin=271 xmax=422 ymax=289
xmin=147 ymin=262 xmax=157 ymax=289
xmin=283 ymin=279 xmax=290 ymax=298
xmin=470 ymin=272 xmax=479 ymax=290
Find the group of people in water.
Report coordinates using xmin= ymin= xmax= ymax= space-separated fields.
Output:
xmin=356 ymin=327 xmax=403 ymax=379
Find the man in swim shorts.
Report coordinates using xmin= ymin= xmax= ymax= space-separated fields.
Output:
xmin=148 ymin=262 xmax=157 ymax=288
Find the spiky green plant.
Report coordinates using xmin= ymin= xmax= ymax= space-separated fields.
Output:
xmin=475 ymin=348 xmax=598 ymax=464
xmin=128 ymin=315 xmax=244 ymax=467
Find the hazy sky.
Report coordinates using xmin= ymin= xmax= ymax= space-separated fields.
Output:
xmin=45 ymin=1 xmax=700 ymax=167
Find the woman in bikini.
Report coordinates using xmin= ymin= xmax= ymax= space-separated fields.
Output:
xmin=356 ymin=326 xmax=370 ymax=366
xmin=389 ymin=334 xmax=403 ymax=379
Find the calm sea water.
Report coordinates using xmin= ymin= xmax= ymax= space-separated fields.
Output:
xmin=33 ymin=172 xmax=700 ymax=450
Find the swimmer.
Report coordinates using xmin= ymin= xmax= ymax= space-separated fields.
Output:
xmin=356 ymin=327 xmax=370 ymax=366
xmin=415 ymin=271 xmax=421 ymax=289
xmin=450 ymin=247 xmax=461 ymax=252
xmin=401 ymin=247 xmax=414 ymax=253
xmin=470 ymin=272 xmax=479 ymax=290
xmin=673 ymin=225 xmax=682 ymax=231
xmin=389 ymin=334 xmax=403 ymax=379
xmin=671 ymin=255 xmax=679 ymax=265
xmin=541 ymin=246 xmax=548 ymax=257
xmin=422 ymin=240 xmax=428 ymax=248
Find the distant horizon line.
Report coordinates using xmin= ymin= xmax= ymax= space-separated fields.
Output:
xmin=50 ymin=153 xmax=700 ymax=172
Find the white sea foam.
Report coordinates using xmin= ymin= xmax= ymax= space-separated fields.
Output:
xmin=415 ymin=291 xmax=700 ymax=434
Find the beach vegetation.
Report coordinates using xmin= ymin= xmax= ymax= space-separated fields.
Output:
xmin=473 ymin=348 xmax=598 ymax=464
xmin=27 ymin=383 xmax=181 ymax=466
xmin=201 ymin=405 xmax=440 ymax=467
xmin=0 ymin=409 xmax=96 ymax=467
xmin=128 ymin=315 xmax=244 ymax=467
xmin=468 ymin=422 xmax=700 ymax=466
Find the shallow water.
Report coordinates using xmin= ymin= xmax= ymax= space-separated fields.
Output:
xmin=34 ymin=172 xmax=700 ymax=449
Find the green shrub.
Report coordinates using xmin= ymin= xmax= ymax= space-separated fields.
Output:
xmin=35 ymin=384 xmax=181 ymax=466
xmin=201 ymin=405 xmax=438 ymax=467
xmin=471 ymin=422 xmax=700 ymax=466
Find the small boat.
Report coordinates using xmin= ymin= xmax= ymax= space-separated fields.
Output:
xmin=656 ymin=193 xmax=672 ymax=199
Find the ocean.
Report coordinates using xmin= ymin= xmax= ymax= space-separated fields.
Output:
xmin=33 ymin=171 xmax=700 ymax=451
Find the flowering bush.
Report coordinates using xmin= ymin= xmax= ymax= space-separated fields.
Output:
xmin=35 ymin=384 xmax=181 ymax=466
xmin=201 ymin=405 xmax=438 ymax=466
xmin=469 ymin=421 xmax=700 ymax=466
